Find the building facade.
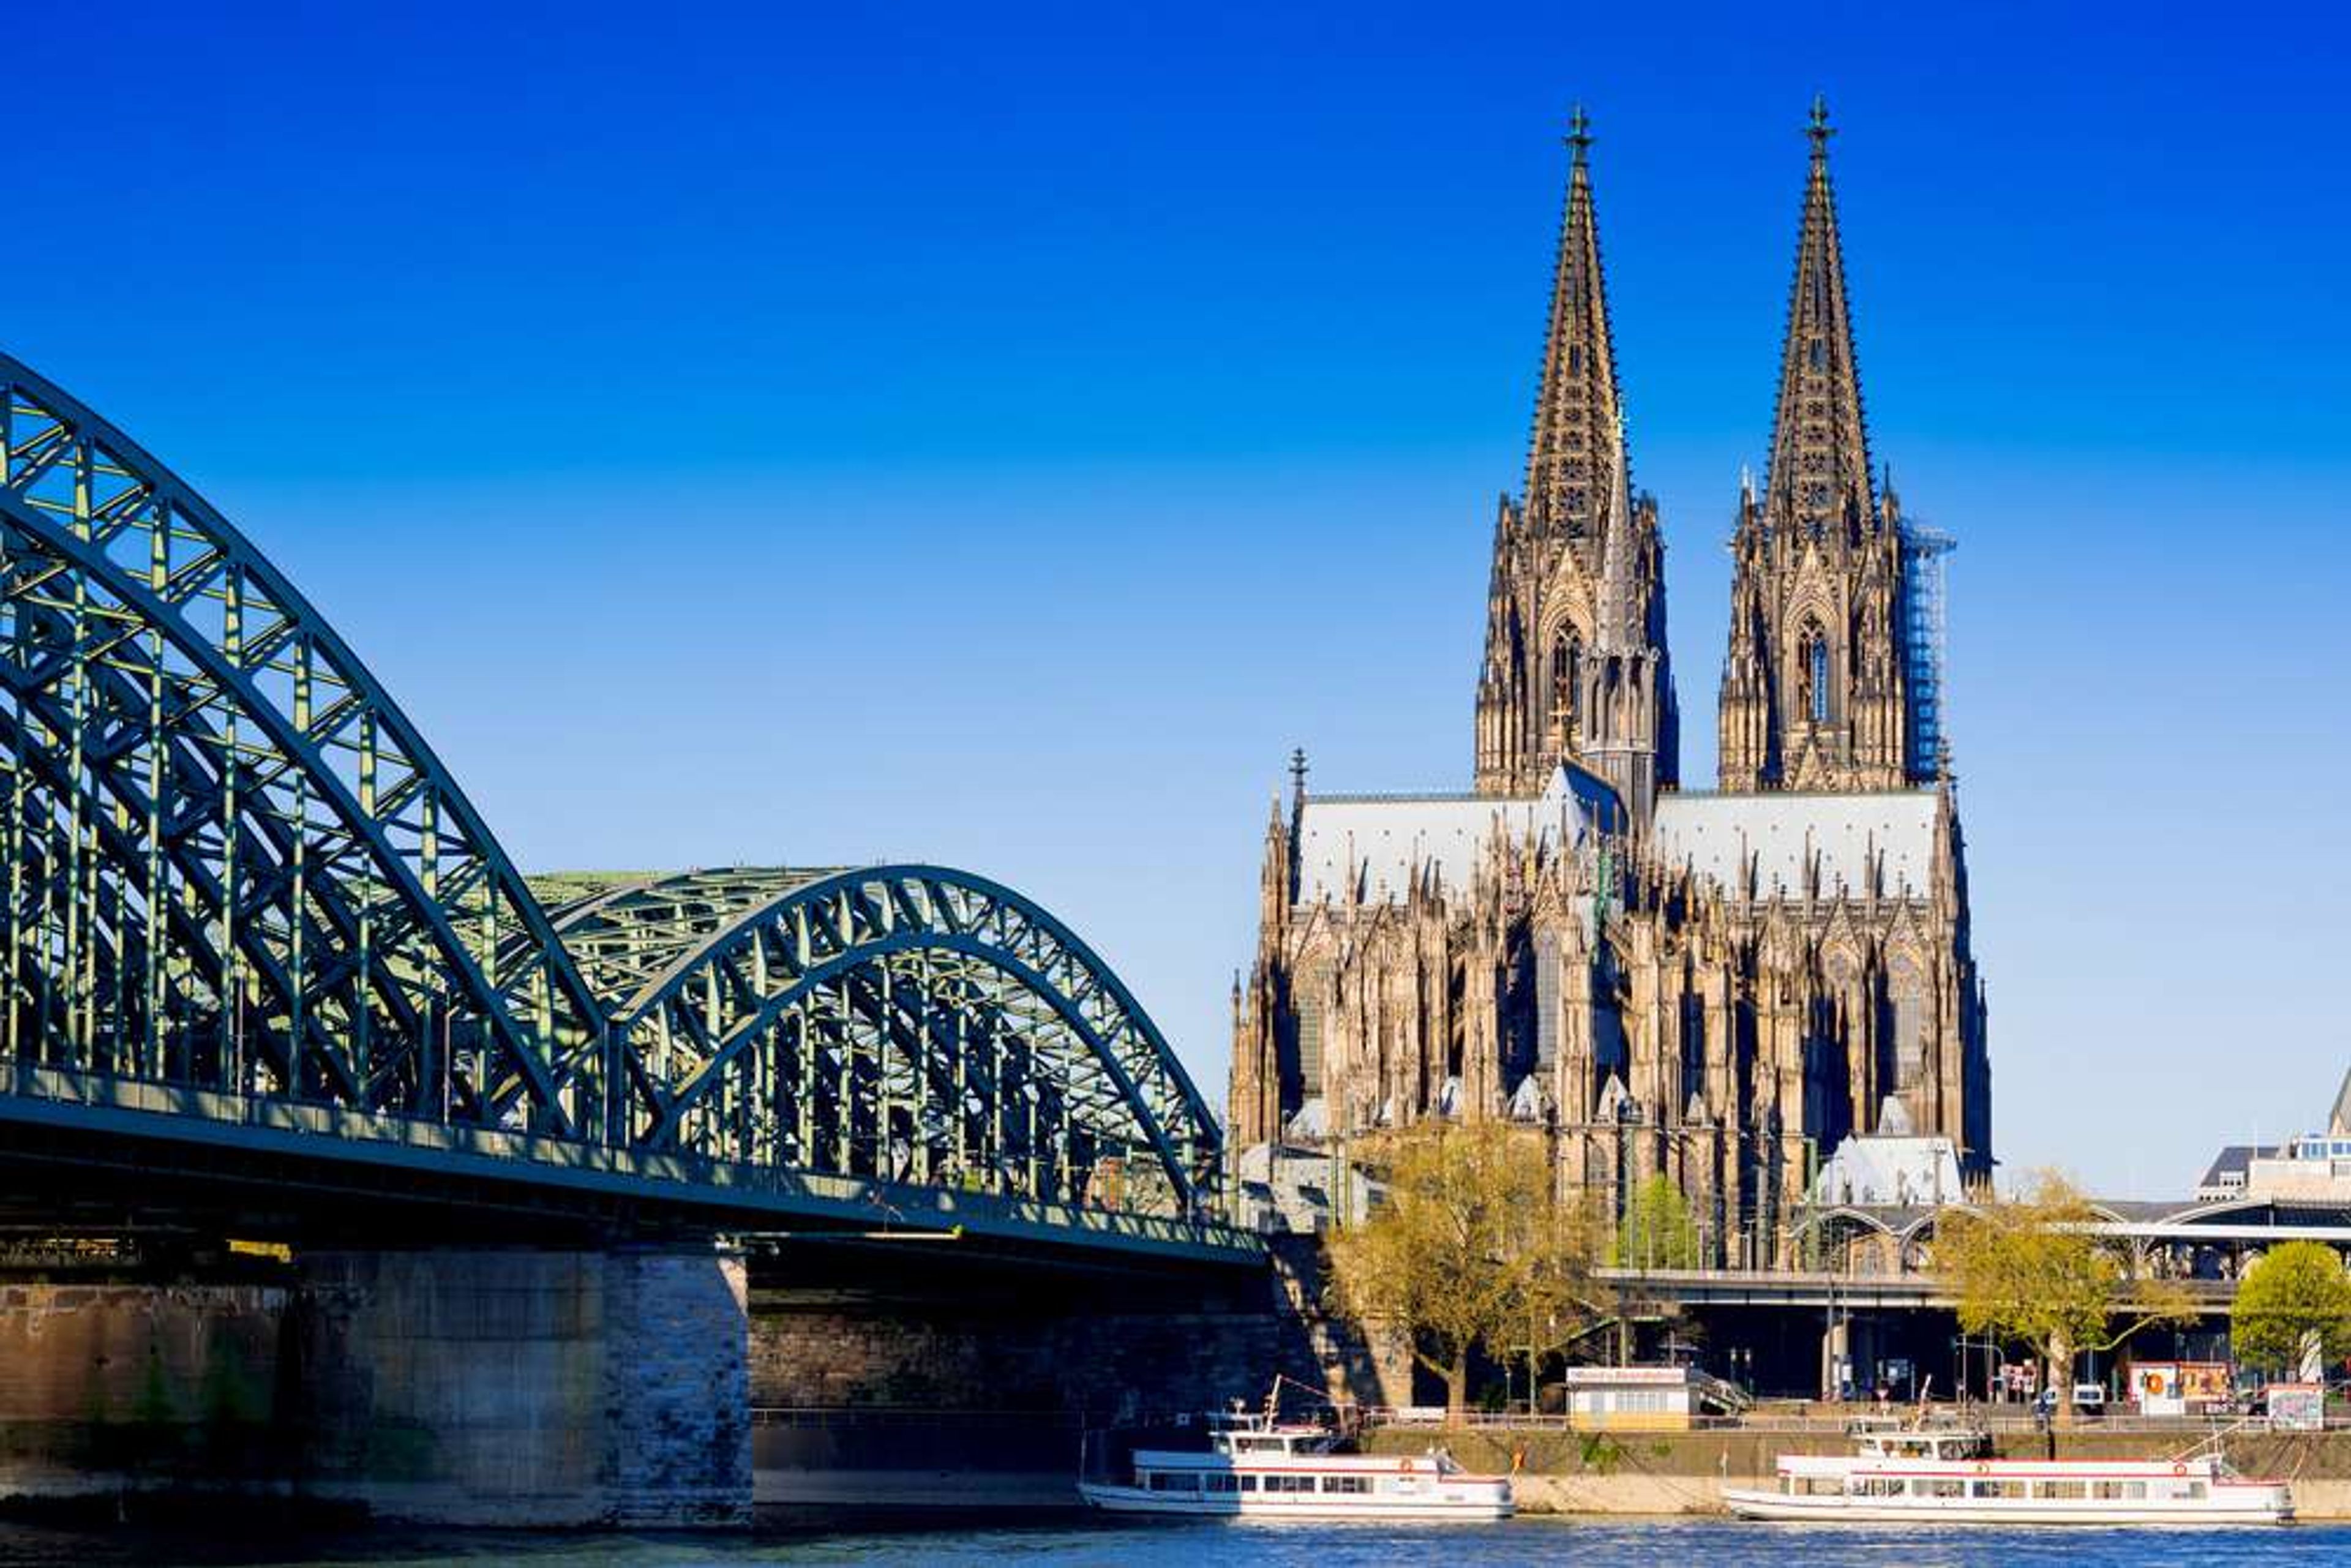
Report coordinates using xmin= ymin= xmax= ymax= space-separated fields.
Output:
xmin=1229 ymin=105 xmax=1991 ymax=1266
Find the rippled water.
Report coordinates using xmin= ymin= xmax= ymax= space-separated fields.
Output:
xmin=6 ymin=1515 xmax=2351 ymax=1567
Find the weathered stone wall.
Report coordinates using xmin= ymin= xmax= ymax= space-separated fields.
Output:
xmin=749 ymin=1301 xmax=1292 ymax=1420
xmin=0 ymin=1282 xmax=291 ymax=1499
xmin=295 ymin=1248 xmax=609 ymax=1524
xmin=0 ymin=1245 xmax=751 ymax=1528
xmin=748 ymin=1239 xmax=1352 ymax=1423
xmin=602 ymin=1246 xmax=749 ymax=1527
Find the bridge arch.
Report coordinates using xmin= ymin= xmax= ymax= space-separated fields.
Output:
xmin=1 ymin=353 xmax=1223 ymax=1227
xmin=0 ymin=352 xmax=612 ymax=1136
xmin=555 ymin=866 xmax=1219 ymax=1212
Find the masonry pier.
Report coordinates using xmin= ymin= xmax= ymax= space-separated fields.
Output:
xmin=0 ymin=1242 xmax=752 ymax=1528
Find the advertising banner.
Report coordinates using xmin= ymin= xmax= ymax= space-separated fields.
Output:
xmin=2179 ymin=1362 xmax=2232 ymax=1406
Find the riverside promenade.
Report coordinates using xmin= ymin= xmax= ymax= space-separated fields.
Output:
xmin=1360 ymin=1411 xmax=2351 ymax=1518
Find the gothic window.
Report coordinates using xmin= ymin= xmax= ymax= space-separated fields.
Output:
xmin=1889 ymin=960 xmax=1926 ymax=1090
xmin=1551 ymin=633 xmax=1583 ymax=735
xmin=1680 ymin=991 xmax=1706 ymax=1097
xmin=1798 ymin=621 xmax=1831 ymax=724
xmin=1809 ymin=339 xmax=1826 ymax=370
xmin=1295 ymin=963 xmax=1329 ymax=1085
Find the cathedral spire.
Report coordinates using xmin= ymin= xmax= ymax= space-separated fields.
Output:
xmin=1523 ymin=105 xmax=1624 ymax=546
xmin=1765 ymin=96 xmax=1873 ymax=541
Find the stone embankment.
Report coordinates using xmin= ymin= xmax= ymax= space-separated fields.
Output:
xmin=1360 ymin=1425 xmax=2351 ymax=1519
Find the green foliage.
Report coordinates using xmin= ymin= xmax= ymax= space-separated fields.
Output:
xmin=2232 ymin=1240 xmax=2351 ymax=1373
xmin=1325 ymin=1122 xmax=1605 ymax=1415
xmin=1610 ymin=1175 xmax=1702 ymax=1270
xmin=1938 ymin=1169 xmax=2197 ymax=1412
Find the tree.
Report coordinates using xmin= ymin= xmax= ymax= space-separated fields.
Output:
xmin=1938 ymin=1169 xmax=2197 ymax=1426
xmin=1326 ymin=1121 xmax=1604 ymax=1417
xmin=1611 ymin=1174 xmax=1703 ymax=1270
xmin=2232 ymin=1241 xmax=2351 ymax=1378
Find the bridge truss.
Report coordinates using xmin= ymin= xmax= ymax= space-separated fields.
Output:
xmin=0 ymin=352 xmax=1221 ymax=1232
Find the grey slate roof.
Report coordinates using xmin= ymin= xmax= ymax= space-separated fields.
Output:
xmin=1291 ymin=773 xmax=1942 ymax=907
xmin=1651 ymin=789 xmax=1941 ymax=901
xmin=1294 ymin=770 xmax=1595 ymax=905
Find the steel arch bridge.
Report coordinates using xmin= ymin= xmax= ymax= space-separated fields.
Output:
xmin=0 ymin=351 xmax=1229 ymax=1251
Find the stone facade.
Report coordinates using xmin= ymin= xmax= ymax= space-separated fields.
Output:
xmin=1230 ymin=105 xmax=1990 ymax=1267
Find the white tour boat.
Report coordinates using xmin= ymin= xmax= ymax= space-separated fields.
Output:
xmin=1723 ymin=1420 xmax=2293 ymax=1526
xmin=1078 ymin=1408 xmax=1513 ymax=1521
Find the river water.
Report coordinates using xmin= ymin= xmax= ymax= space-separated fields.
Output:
xmin=5 ymin=1516 xmax=2351 ymax=1566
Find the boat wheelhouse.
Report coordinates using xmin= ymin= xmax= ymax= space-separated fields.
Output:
xmin=1723 ymin=1420 xmax=2292 ymax=1526
xmin=1078 ymin=1409 xmax=1513 ymax=1521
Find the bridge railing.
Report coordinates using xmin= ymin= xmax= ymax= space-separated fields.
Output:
xmin=0 ymin=1060 xmax=1262 ymax=1259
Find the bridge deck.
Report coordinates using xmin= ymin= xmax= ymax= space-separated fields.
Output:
xmin=0 ymin=1062 xmax=1261 ymax=1267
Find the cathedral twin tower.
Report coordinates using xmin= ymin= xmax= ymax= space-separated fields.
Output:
xmin=1477 ymin=100 xmax=1940 ymax=814
xmin=1232 ymin=103 xmax=1990 ymax=1263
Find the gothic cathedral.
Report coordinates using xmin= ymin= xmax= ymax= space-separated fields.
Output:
xmin=1229 ymin=105 xmax=1990 ymax=1266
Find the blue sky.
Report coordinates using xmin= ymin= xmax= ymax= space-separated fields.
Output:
xmin=8 ymin=3 xmax=2347 ymax=1196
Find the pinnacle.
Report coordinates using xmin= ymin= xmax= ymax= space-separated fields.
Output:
xmin=1763 ymin=99 xmax=1872 ymax=538
xmin=1522 ymin=105 xmax=1625 ymax=549
xmin=1565 ymin=103 xmax=1593 ymax=163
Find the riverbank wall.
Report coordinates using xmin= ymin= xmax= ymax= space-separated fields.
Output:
xmin=1359 ymin=1425 xmax=2351 ymax=1518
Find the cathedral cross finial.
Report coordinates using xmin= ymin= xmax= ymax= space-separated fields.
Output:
xmin=1807 ymin=94 xmax=1835 ymax=159
xmin=1565 ymin=103 xmax=1593 ymax=163
xmin=1289 ymin=747 xmax=1309 ymax=798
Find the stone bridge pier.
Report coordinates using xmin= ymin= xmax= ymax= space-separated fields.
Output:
xmin=0 ymin=1241 xmax=752 ymax=1528
xmin=296 ymin=1243 xmax=751 ymax=1527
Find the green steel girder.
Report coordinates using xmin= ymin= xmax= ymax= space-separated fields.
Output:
xmin=0 ymin=353 xmax=609 ymax=1137
xmin=580 ymin=865 xmax=1220 ymax=1210
xmin=0 ymin=350 xmax=1227 ymax=1232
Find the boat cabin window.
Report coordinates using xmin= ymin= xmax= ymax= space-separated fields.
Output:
xmin=1264 ymin=1474 xmax=1316 ymax=1494
xmin=1146 ymin=1472 xmax=1201 ymax=1492
xmin=1912 ymin=1478 xmax=1967 ymax=1499
xmin=1799 ymin=1477 xmax=1843 ymax=1496
xmin=1235 ymin=1436 xmax=1289 ymax=1453
xmin=1236 ymin=1475 xmax=1258 ymax=1492
xmin=2036 ymin=1479 xmax=2087 ymax=1499
xmin=2091 ymin=1480 xmax=2147 ymax=1501
xmin=2183 ymin=1482 xmax=2208 ymax=1499
xmin=1204 ymin=1474 xmax=1240 ymax=1493
xmin=1970 ymin=1480 xmax=2027 ymax=1499
xmin=1854 ymin=1477 xmax=1904 ymax=1498
xmin=1321 ymin=1476 xmax=1372 ymax=1495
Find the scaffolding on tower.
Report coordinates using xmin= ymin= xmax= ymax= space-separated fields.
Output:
xmin=1897 ymin=519 xmax=1955 ymax=781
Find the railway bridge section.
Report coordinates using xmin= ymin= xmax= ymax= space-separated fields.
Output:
xmin=0 ymin=351 xmax=1261 ymax=1525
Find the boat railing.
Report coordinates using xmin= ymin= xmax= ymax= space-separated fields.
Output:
xmin=1359 ymin=1406 xmax=2351 ymax=1436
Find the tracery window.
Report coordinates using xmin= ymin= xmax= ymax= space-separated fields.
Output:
xmin=1680 ymin=992 xmax=1707 ymax=1100
xmin=1798 ymin=621 xmax=1831 ymax=724
xmin=1550 ymin=633 xmax=1583 ymax=737
xmin=1889 ymin=959 xmax=1926 ymax=1090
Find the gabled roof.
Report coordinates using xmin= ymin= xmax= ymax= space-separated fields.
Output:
xmin=1650 ymin=788 xmax=1939 ymax=901
xmin=1294 ymin=766 xmax=1603 ymax=906
xmin=2197 ymin=1144 xmax=2276 ymax=1193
